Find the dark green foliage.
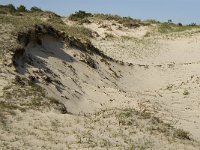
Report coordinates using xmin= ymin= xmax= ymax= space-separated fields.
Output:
xmin=0 ymin=4 xmax=16 ymax=13
xmin=189 ymin=23 xmax=196 ymax=26
xmin=177 ymin=23 xmax=183 ymax=26
xmin=30 ymin=6 xmax=43 ymax=12
xmin=94 ymin=14 xmax=146 ymax=28
xmin=95 ymin=14 xmax=122 ymax=21
xmin=168 ymin=19 xmax=173 ymax=24
xmin=69 ymin=10 xmax=93 ymax=21
xmin=17 ymin=5 xmax=27 ymax=12
xmin=0 ymin=4 xmax=43 ymax=14
xmin=6 ymin=4 xmax=16 ymax=12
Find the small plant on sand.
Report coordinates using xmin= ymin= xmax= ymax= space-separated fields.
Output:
xmin=183 ymin=90 xmax=189 ymax=95
xmin=173 ymin=129 xmax=190 ymax=140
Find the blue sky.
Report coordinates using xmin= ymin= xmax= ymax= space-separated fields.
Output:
xmin=0 ymin=0 xmax=199 ymax=24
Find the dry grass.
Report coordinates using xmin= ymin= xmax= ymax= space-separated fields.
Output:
xmin=158 ymin=23 xmax=200 ymax=33
xmin=0 ymin=13 xmax=93 ymax=39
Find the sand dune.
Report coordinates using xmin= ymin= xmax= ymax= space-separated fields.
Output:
xmin=1 ymin=16 xmax=200 ymax=149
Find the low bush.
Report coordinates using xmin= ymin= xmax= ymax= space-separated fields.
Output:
xmin=17 ymin=5 xmax=27 ymax=12
xmin=69 ymin=10 xmax=93 ymax=21
xmin=30 ymin=6 xmax=43 ymax=12
xmin=158 ymin=23 xmax=200 ymax=33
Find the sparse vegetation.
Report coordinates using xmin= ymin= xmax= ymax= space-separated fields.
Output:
xmin=69 ymin=11 xmax=150 ymax=28
xmin=145 ymin=19 xmax=161 ymax=24
xmin=116 ymin=108 xmax=193 ymax=142
xmin=0 ymin=4 xmax=41 ymax=14
xmin=0 ymin=13 xmax=92 ymax=39
xmin=105 ymin=33 xmax=114 ymax=39
xmin=17 ymin=5 xmax=27 ymax=12
xmin=30 ymin=6 xmax=43 ymax=12
xmin=173 ymin=129 xmax=191 ymax=140
xmin=0 ymin=4 xmax=16 ymax=13
xmin=0 ymin=4 xmax=199 ymax=149
xmin=69 ymin=10 xmax=93 ymax=21
xmin=158 ymin=23 xmax=200 ymax=33
xmin=95 ymin=14 xmax=150 ymax=28
xmin=183 ymin=90 xmax=190 ymax=95
xmin=80 ymin=54 xmax=97 ymax=69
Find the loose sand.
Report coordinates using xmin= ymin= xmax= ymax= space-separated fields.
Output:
xmin=1 ymin=21 xmax=200 ymax=149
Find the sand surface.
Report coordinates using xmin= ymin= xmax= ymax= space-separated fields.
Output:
xmin=1 ymin=21 xmax=200 ymax=149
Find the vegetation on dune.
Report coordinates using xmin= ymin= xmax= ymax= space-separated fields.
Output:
xmin=1 ymin=4 xmax=199 ymax=34
xmin=0 ymin=11 xmax=93 ymax=39
xmin=69 ymin=10 xmax=200 ymax=33
xmin=158 ymin=22 xmax=200 ymax=33
xmin=95 ymin=13 xmax=150 ymax=28
xmin=0 ymin=4 xmax=16 ymax=14
xmin=144 ymin=19 xmax=161 ymax=24
xmin=16 ymin=5 xmax=28 ymax=12
xmin=30 ymin=6 xmax=43 ymax=12
xmin=69 ymin=10 xmax=93 ymax=21
xmin=0 ymin=4 xmax=93 ymax=39
xmin=0 ymin=5 xmax=121 ymax=64
xmin=0 ymin=4 xmax=42 ymax=14
xmin=0 ymin=4 xmax=200 ymax=149
xmin=116 ymin=108 xmax=192 ymax=141
xmin=69 ymin=10 xmax=150 ymax=28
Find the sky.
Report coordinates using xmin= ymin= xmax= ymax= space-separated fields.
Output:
xmin=0 ymin=0 xmax=200 ymax=24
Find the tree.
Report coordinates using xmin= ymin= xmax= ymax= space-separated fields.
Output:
xmin=7 ymin=4 xmax=16 ymax=12
xmin=167 ymin=19 xmax=173 ymax=24
xmin=30 ymin=6 xmax=43 ymax=12
xmin=177 ymin=23 xmax=183 ymax=26
xmin=189 ymin=23 xmax=196 ymax=26
xmin=69 ymin=10 xmax=93 ymax=21
xmin=17 ymin=5 xmax=27 ymax=12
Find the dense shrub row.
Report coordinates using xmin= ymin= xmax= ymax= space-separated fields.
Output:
xmin=0 ymin=4 xmax=43 ymax=14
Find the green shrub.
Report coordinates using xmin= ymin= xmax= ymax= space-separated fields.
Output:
xmin=158 ymin=23 xmax=200 ymax=33
xmin=94 ymin=14 xmax=143 ymax=28
xmin=69 ymin=10 xmax=93 ymax=21
xmin=0 ymin=4 xmax=16 ymax=13
xmin=189 ymin=23 xmax=196 ymax=26
xmin=6 ymin=4 xmax=16 ymax=12
xmin=123 ymin=22 xmax=140 ymax=28
xmin=0 ymin=10 xmax=6 ymax=14
xmin=78 ymin=18 xmax=91 ymax=24
xmin=158 ymin=23 xmax=173 ymax=33
xmin=173 ymin=129 xmax=190 ymax=140
xmin=17 ymin=5 xmax=27 ymax=12
xmin=30 ymin=6 xmax=43 ymax=12
xmin=177 ymin=23 xmax=183 ymax=26
xmin=183 ymin=90 xmax=189 ymax=95
xmin=94 ymin=14 xmax=122 ymax=21
xmin=145 ymin=19 xmax=160 ymax=24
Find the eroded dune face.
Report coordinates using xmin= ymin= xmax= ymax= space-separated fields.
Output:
xmin=13 ymin=30 xmax=127 ymax=114
xmin=1 ymin=23 xmax=200 ymax=149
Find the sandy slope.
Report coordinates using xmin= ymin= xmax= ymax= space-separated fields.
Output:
xmin=1 ymin=21 xmax=200 ymax=149
xmin=90 ymin=24 xmax=200 ymax=141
